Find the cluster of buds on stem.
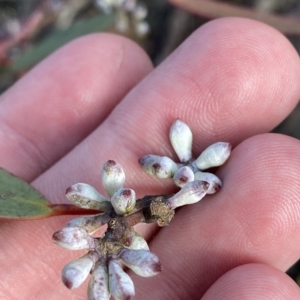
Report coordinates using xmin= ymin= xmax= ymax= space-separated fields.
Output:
xmin=95 ymin=0 xmax=149 ymax=37
xmin=53 ymin=119 xmax=231 ymax=299
xmin=139 ymin=119 xmax=232 ymax=200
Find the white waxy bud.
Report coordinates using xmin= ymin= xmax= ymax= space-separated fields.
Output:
xmin=66 ymin=213 xmax=111 ymax=234
xmin=111 ymin=188 xmax=136 ymax=215
xmin=169 ymin=119 xmax=193 ymax=163
xmin=66 ymin=183 xmax=111 ymax=211
xmin=119 ymin=249 xmax=162 ymax=277
xmin=173 ymin=166 xmax=195 ymax=188
xmin=88 ymin=261 xmax=110 ymax=300
xmin=108 ymin=259 xmax=135 ymax=300
xmin=101 ymin=160 xmax=126 ymax=198
xmin=195 ymin=142 xmax=232 ymax=170
xmin=166 ymin=180 xmax=209 ymax=209
xmin=52 ymin=227 xmax=96 ymax=250
xmin=194 ymin=171 xmax=222 ymax=194
xmin=124 ymin=230 xmax=149 ymax=250
xmin=139 ymin=155 xmax=178 ymax=178
xmin=62 ymin=252 xmax=98 ymax=289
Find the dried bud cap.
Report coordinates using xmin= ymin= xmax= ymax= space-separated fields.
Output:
xmin=195 ymin=142 xmax=232 ymax=170
xmin=111 ymin=188 xmax=136 ymax=215
xmin=194 ymin=171 xmax=222 ymax=194
xmin=62 ymin=252 xmax=97 ymax=289
xmin=108 ymin=259 xmax=135 ymax=300
xmin=66 ymin=183 xmax=111 ymax=211
xmin=101 ymin=160 xmax=126 ymax=198
xmin=139 ymin=155 xmax=178 ymax=178
xmin=52 ymin=227 xmax=96 ymax=250
xmin=166 ymin=180 xmax=209 ymax=209
xmin=173 ymin=166 xmax=195 ymax=188
xmin=169 ymin=119 xmax=193 ymax=163
xmin=66 ymin=213 xmax=111 ymax=234
xmin=88 ymin=261 xmax=110 ymax=300
xmin=119 ymin=249 xmax=162 ymax=277
xmin=124 ymin=229 xmax=149 ymax=251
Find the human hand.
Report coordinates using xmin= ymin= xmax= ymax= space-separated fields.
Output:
xmin=1 ymin=17 xmax=300 ymax=299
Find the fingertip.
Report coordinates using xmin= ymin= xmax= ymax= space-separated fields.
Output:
xmin=202 ymin=263 xmax=300 ymax=300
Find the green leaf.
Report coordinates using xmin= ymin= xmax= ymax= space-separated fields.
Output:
xmin=0 ymin=168 xmax=53 ymax=219
xmin=12 ymin=14 xmax=114 ymax=71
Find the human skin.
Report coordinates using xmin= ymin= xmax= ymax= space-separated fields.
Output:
xmin=0 ymin=17 xmax=300 ymax=299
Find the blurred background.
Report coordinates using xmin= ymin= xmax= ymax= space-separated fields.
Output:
xmin=1 ymin=0 xmax=300 ymax=285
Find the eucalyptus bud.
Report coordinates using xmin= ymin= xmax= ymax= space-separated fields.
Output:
xmin=66 ymin=213 xmax=111 ymax=234
xmin=88 ymin=261 xmax=110 ymax=300
xmin=62 ymin=252 xmax=97 ymax=289
xmin=194 ymin=171 xmax=222 ymax=194
xmin=173 ymin=166 xmax=195 ymax=188
xmin=108 ymin=259 xmax=135 ymax=300
xmin=101 ymin=160 xmax=126 ymax=198
xmin=166 ymin=180 xmax=209 ymax=209
xmin=111 ymin=188 xmax=136 ymax=215
xmin=169 ymin=119 xmax=193 ymax=163
xmin=119 ymin=249 xmax=162 ymax=277
xmin=66 ymin=183 xmax=110 ymax=211
xmin=52 ymin=227 xmax=96 ymax=250
xmin=138 ymin=155 xmax=178 ymax=178
xmin=195 ymin=142 xmax=231 ymax=170
xmin=124 ymin=229 xmax=149 ymax=250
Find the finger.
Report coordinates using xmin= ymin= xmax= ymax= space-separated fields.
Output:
xmin=133 ymin=134 xmax=300 ymax=299
xmin=0 ymin=33 xmax=152 ymax=181
xmin=33 ymin=17 xmax=300 ymax=201
xmin=202 ymin=263 xmax=300 ymax=300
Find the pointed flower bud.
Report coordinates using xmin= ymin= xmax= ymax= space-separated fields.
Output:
xmin=101 ymin=160 xmax=125 ymax=198
xmin=66 ymin=213 xmax=111 ymax=234
xmin=169 ymin=119 xmax=193 ymax=163
xmin=166 ymin=180 xmax=209 ymax=209
xmin=119 ymin=249 xmax=162 ymax=277
xmin=194 ymin=171 xmax=222 ymax=194
xmin=124 ymin=229 xmax=149 ymax=250
xmin=66 ymin=183 xmax=111 ymax=211
xmin=138 ymin=155 xmax=178 ymax=178
xmin=108 ymin=259 xmax=135 ymax=300
xmin=195 ymin=142 xmax=232 ymax=170
xmin=52 ymin=227 xmax=96 ymax=250
xmin=88 ymin=261 xmax=110 ymax=300
xmin=111 ymin=188 xmax=136 ymax=215
xmin=173 ymin=166 xmax=195 ymax=188
xmin=62 ymin=252 xmax=98 ymax=289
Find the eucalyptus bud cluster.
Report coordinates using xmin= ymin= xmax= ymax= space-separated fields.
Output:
xmin=53 ymin=119 xmax=231 ymax=299
xmin=95 ymin=0 xmax=149 ymax=37
xmin=53 ymin=160 xmax=162 ymax=299
xmin=139 ymin=119 xmax=232 ymax=206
